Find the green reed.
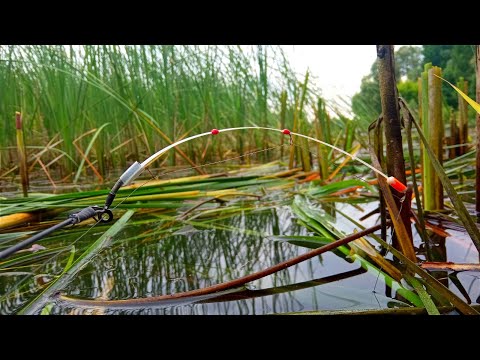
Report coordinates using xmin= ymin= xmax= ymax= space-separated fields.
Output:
xmin=0 ymin=45 xmax=336 ymax=181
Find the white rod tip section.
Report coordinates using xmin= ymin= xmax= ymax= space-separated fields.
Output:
xmin=387 ymin=176 xmax=407 ymax=192
xmin=119 ymin=161 xmax=143 ymax=185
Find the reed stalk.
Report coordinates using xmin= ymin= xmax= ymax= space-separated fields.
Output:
xmin=421 ymin=63 xmax=432 ymax=208
xmin=457 ymin=77 xmax=469 ymax=156
xmin=15 ymin=112 xmax=28 ymax=197
xmin=426 ymin=66 xmax=444 ymax=210
xmin=376 ymin=45 xmax=413 ymax=250
xmin=0 ymin=46 xmax=313 ymax=179
xmin=279 ymin=90 xmax=287 ymax=159
xmin=448 ymin=108 xmax=457 ymax=160
xmin=315 ymin=97 xmax=330 ymax=181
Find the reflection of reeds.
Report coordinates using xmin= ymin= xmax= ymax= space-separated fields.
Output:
xmin=3 ymin=166 xmax=477 ymax=314
xmin=56 ymin=208 xmax=311 ymax=314
xmin=0 ymin=191 xmax=409 ymax=315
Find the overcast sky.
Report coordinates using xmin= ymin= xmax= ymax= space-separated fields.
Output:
xmin=282 ymin=45 xmax=375 ymax=99
xmin=280 ymin=45 xmax=412 ymax=116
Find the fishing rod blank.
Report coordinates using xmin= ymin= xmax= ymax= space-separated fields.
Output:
xmin=0 ymin=206 xmax=112 ymax=260
xmin=1 ymin=126 xmax=407 ymax=261
xmin=102 ymin=126 xmax=408 ymax=212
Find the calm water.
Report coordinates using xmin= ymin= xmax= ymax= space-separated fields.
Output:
xmin=1 ymin=197 xmax=478 ymax=315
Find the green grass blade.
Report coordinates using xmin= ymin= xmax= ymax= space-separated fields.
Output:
xmin=406 ymin=274 xmax=440 ymax=315
xmin=73 ymin=122 xmax=110 ymax=184
xmin=62 ymin=245 xmax=75 ymax=274
xmin=334 ymin=206 xmax=479 ymax=315
xmin=407 ymin=106 xmax=480 ymax=253
xmin=307 ymin=179 xmax=373 ymax=197
xmin=40 ymin=303 xmax=54 ymax=315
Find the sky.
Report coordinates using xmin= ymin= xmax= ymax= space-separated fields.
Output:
xmin=280 ymin=45 xmax=410 ymax=117
xmin=282 ymin=46 xmax=375 ymax=99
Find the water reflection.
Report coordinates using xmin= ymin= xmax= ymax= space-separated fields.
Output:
xmin=49 ymin=205 xmax=401 ymax=314
xmin=2 ymin=198 xmax=479 ymax=314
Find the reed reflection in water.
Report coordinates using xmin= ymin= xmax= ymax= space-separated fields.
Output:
xmin=52 ymin=205 xmax=401 ymax=314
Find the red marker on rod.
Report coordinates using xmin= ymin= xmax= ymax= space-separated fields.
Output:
xmin=387 ymin=176 xmax=407 ymax=193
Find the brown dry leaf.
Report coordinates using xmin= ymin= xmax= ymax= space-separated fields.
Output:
xmin=421 ymin=262 xmax=480 ymax=272
xmin=350 ymin=236 xmax=403 ymax=281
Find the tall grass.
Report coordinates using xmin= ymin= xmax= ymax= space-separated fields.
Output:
xmin=0 ymin=45 xmax=337 ymax=182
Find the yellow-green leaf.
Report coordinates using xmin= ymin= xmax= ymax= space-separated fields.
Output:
xmin=62 ymin=246 xmax=76 ymax=274
xmin=40 ymin=303 xmax=54 ymax=315
xmin=434 ymin=74 xmax=480 ymax=114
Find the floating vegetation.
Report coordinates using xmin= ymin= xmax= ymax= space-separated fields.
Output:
xmin=1 ymin=45 xmax=479 ymax=315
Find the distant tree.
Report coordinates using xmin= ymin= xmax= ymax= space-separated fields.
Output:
xmin=423 ymin=45 xmax=476 ymax=109
xmin=423 ymin=45 xmax=453 ymax=69
xmin=351 ymin=62 xmax=381 ymax=122
xmin=352 ymin=45 xmax=476 ymax=123
xmin=352 ymin=46 xmax=422 ymax=122
xmin=397 ymin=80 xmax=418 ymax=111
xmin=395 ymin=46 xmax=423 ymax=81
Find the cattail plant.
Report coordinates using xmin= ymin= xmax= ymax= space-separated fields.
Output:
xmin=376 ymin=45 xmax=415 ymax=260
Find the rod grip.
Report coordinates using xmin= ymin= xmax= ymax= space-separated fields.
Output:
xmin=70 ymin=206 xmax=97 ymax=224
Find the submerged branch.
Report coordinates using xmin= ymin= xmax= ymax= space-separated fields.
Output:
xmin=421 ymin=262 xmax=480 ymax=272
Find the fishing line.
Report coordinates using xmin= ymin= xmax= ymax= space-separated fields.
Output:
xmin=282 ymin=135 xmax=395 ymax=308
xmin=146 ymin=143 xmax=289 ymax=180
xmin=2 ymin=126 xmax=409 ymax=309
xmin=0 ymin=142 xmax=288 ymax=302
xmin=284 ymin=138 xmax=378 ymax=188
xmin=107 ymin=143 xmax=289 ymax=212
xmin=113 ymin=127 xmax=406 ymax=200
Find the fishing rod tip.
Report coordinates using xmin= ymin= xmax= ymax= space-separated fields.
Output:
xmin=387 ymin=176 xmax=407 ymax=192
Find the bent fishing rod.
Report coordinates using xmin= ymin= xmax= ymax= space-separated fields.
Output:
xmin=0 ymin=126 xmax=407 ymax=260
